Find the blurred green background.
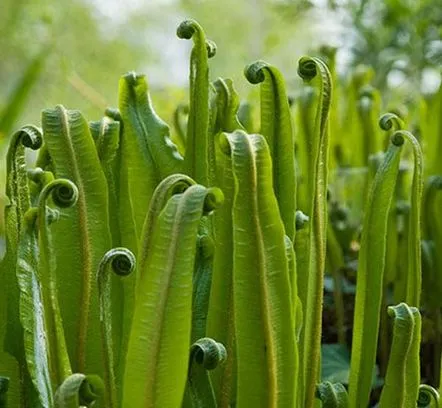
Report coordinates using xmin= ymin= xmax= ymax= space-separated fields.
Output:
xmin=1 ymin=0 xmax=440 ymax=134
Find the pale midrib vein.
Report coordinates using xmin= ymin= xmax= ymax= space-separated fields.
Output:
xmin=144 ymin=193 xmax=195 ymax=406
xmin=188 ymin=55 xmax=208 ymax=182
xmin=246 ymin=136 xmax=278 ymax=408
xmin=59 ymin=108 xmax=92 ymax=372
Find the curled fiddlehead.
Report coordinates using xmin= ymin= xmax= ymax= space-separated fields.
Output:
xmin=177 ymin=19 xmax=216 ymax=186
xmin=316 ymin=382 xmax=349 ymax=408
xmin=297 ymin=57 xmax=319 ymax=81
xmin=8 ymin=124 xmax=43 ymax=152
xmin=6 ymin=125 xmax=43 ymax=228
xmin=379 ymin=112 xmax=404 ymax=132
xmin=296 ymin=56 xmax=332 ymax=408
xmin=54 ymin=373 xmax=104 ymax=408
xmin=190 ymin=337 xmax=227 ymax=370
xmin=176 ymin=20 xmax=217 ymax=60
xmin=38 ymin=178 xmax=79 ymax=210
xmin=244 ymin=60 xmax=296 ymax=240
xmin=97 ymin=248 xmax=136 ymax=408
xmin=36 ymin=179 xmax=79 ymax=385
xmin=417 ymin=384 xmax=440 ymax=408
xmin=186 ymin=338 xmax=227 ymax=408
xmin=244 ymin=60 xmax=268 ymax=84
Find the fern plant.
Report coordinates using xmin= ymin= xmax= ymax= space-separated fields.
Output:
xmin=1 ymin=18 xmax=441 ymax=408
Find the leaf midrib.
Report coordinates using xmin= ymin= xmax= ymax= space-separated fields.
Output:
xmin=144 ymin=191 xmax=198 ymax=407
xmin=242 ymin=135 xmax=277 ymax=407
xmin=59 ymin=107 xmax=93 ymax=371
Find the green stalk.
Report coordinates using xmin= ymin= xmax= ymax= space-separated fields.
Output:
xmin=244 ymin=60 xmax=296 ymax=241
xmin=97 ymin=248 xmax=136 ymax=408
xmin=185 ymin=338 xmax=227 ymax=408
xmin=37 ymin=179 xmax=78 ymax=386
xmin=378 ymin=303 xmax=420 ymax=408
xmin=396 ymin=131 xmax=423 ymax=307
xmin=177 ymin=19 xmax=216 ymax=186
xmin=348 ymin=124 xmax=405 ymax=408
xmin=297 ymin=56 xmax=332 ymax=408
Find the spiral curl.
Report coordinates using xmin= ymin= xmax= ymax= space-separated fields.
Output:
xmin=11 ymin=125 xmax=43 ymax=151
xmin=99 ymin=248 xmax=136 ymax=277
xmin=203 ymin=187 xmax=224 ymax=215
xmin=297 ymin=56 xmax=318 ymax=82
xmin=390 ymin=131 xmax=405 ymax=147
xmin=190 ymin=338 xmax=227 ymax=370
xmin=417 ymin=384 xmax=440 ymax=407
xmin=244 ymin=60 xmax=269 ymax=84
xmin=379 ymin=112 xmax=404 ymax=132
xmin=177 ymin=19 xmax=216 ymax=59
xmin=37 ymin=178 xmax=78 ymax=211
xmin=176 ymin=19 xmax=201 ymax=40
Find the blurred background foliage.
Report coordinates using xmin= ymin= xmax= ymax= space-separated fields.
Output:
xmin=0 ymin=0 xmax=440 ymax=242
xmin=0 ymin=0 xmax=440 ymax=137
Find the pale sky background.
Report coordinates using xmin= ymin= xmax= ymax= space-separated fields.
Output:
xmin=89 ymin=0 xmax=349 ymax=86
